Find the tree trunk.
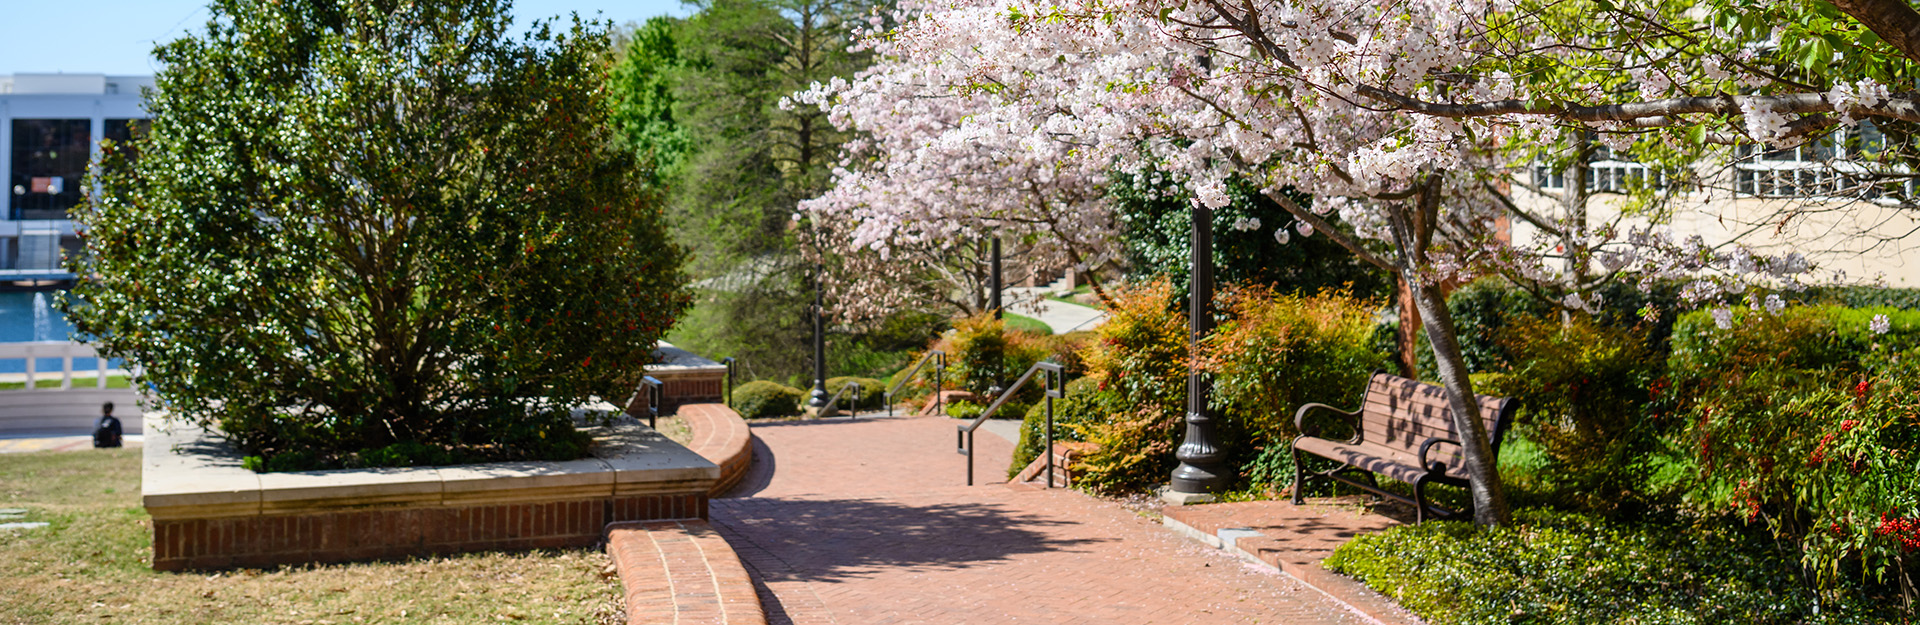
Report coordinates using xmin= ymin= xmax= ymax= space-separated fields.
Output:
xmin=1394 ymin=274 xmax=1420 ymax=379
xmin=1828 ymin=0 xmax=1920 ymax=62
xmin=1410 ymin=278 xmax=1512 ymax=526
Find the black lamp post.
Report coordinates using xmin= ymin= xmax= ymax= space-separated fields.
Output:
xmin=1169 ymin=204 xmax=1229 ymax=495
xmin=990 ymin=237 xmax=1002 ymax=319
xmin=808 ymin=263 xmax=828 ymax=409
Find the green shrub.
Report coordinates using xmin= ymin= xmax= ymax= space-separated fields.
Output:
xmin=945 ymin=400 xmax=985 ymax=420
xmin=732 ymin=380 xmax=804 ymax=418
xmin=1009 ymin=377 xmax=1110 ymax=476
xmin=1072 ymin=278 xmax=1190 ymax=493
xmin=1325 ymin=509 xmax=1893 ymax=625
xmin=1477 ymin=314 xmax=1664 ymax=514
xmin=1204 ymin=285 xmax=1384 ymax=477
xmin=824 ymin=376 xmax=885 ymax=411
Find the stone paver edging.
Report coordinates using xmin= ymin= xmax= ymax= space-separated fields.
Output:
xmin=677 ymin=404 xmax=753 ymax=497
xmin=1161 ymin=503 xmax=1427 ymax=625
xmin=608 ymin=520 xmax=766 ymax=625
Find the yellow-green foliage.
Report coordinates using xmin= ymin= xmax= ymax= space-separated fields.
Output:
xmin=1070 ymin=278 xmax=1190 ymax=493
xmin=1204 ymin=285 xmax=1384 ymax=446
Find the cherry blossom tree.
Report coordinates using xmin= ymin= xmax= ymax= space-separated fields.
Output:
xmin=795 ymin=0 xmax=1908 ymax=523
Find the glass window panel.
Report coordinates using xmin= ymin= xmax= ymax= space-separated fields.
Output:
xmin=9 ymin=119 xmax=91 ymax=220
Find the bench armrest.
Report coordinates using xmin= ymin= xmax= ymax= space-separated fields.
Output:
xmin=1417 ymin=437 xmax=1461 ymax=471
xmin=1293 ymin=403 xmax=1359 ymax=439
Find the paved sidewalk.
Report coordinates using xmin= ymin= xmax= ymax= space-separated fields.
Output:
xmin=1003 ymin=286 xmax=1107 ymax=335
xmin=0 ymin=434 xmax=143 ymax=454
xmin=714 ymin=416 xmax=1364 ymax=624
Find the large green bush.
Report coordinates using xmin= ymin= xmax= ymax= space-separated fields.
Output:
xmin=824 ymin=376 xmax=885 ymax=411
xmin=732 ymin=381 xmax=804 ymax=418
xmin=66 ymin=0 xmax=689 ymax=471
xmin=1477 ymin=314 xmax=1664 ymax=514
xmin=1325 ymin=509 xmax=1892 ymax=625
xmin=1071 ymin=278 xmax=1190 ymax=493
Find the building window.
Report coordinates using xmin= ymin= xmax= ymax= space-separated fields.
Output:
xmin=1732 ymin=126 xmax=1902 ymax=199
xmin=102 ymin=118 xmax=149 ymax=167
xmin=9 ymin=119 xmax=91 ymax=220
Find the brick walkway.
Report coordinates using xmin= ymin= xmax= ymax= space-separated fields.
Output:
xmin=712 ymin=416 xmax=1365 ymax=624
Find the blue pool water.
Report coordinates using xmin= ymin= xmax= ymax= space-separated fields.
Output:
xmin=0 ymin=290 xmax=118 ymax=374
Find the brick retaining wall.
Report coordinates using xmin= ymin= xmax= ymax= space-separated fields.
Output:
xmin=143 ymin=414 xmax=719 ymax=571
xmin=679 ymin=403 xmax=753 ymax=497
xmin=154 ymin=494 xmax=707 ymax=571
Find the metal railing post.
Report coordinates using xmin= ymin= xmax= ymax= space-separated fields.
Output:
xmin=638 ymin=375 xmax=664 ymax=429
xmin=721 ymin=357 xmax=735 ymax=408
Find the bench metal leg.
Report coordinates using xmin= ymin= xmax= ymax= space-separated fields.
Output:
xmin=1290 ymin=444 xmax=1306 ymax=505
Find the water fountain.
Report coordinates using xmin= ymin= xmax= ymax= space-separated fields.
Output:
xmin=31 ymin=292 xmax=52 ymax=341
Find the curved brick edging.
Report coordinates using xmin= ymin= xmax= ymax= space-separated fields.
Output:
xmin=678 ymin=404 xmax=753 ymax=497
xmin=608 ymin=520 xmax=766 ymax=625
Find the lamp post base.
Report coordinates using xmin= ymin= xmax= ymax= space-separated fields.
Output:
xmin=1156 ymin=485 xmax=1218 ymax=506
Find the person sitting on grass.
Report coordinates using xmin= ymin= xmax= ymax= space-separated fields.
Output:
xmin=91 ymin=402 xmax=122 ymax=449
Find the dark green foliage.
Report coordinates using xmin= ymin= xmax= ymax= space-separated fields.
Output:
xmin=824 ymin=376 xmax=884 ymax=411
xmin=1009 ymin=377 xmax=1108 ymax=477
xmin=1110 ymin=171 xmax=1389 ymax=300
xmin=1325 ymin=510 xmax=1892 ymax=625
xmin=614 ymin=0 xmax=881 ymax=385
xmin=608 ymin=16 xmax=689 ymax=185
xmin=66 ymin=0 xmax=688 ymax=471
xmin=1433 ymin=278 xmax=1684 ymax=374
xmin=1477 ymin=315 xmax=1665 ymax=514
xmin=731 ymin=380 xmax=804 ymax=418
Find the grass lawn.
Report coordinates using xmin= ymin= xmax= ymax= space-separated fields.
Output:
xmin=1004 ymin=313 xmax=1052 ymax=335
xmin=0 ymin=374 xmax=133 ymax=391
xmin=1045 ymin=284 xmax=1096 ymax=308
xmin=0 ymin=448 xmax=623 ymax=624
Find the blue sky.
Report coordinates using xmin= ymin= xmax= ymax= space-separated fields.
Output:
xmin=0 ymin=0 xmax=690 ymax=76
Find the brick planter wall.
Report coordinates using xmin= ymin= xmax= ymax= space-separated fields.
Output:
xmin=143 ymin=414 xmax=719 ymax=571
xmin=153 ymin=494 xmax=708 ymax=571
xmin=679 ymin=403 xmax=753 ymax=497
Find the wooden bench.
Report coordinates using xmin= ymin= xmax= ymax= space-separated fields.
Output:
xmin=1290 ymin=372 xmax=1517 ymax=522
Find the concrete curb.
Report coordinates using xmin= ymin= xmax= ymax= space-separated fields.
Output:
xmin=1160 ymin=513 xmax=1427 ymax=625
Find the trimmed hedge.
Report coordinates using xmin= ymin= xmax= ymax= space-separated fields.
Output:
xmin=732 ymin=380 xmax=804 ymax=418
xmin=825 ymin=376 xmax=885 ymax=411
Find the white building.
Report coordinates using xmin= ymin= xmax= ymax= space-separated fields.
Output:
xmin=1511 ymin=135 xmax=1920 ymax=288
xmin=0 ymin=73 xmax=152 ymax=281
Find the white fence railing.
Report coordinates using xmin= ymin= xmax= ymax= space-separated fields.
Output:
xmin=0 ymin=341 xmax=117 ymax=390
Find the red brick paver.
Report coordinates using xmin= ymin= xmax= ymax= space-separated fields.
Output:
xmin=713 ymin=416 xmax=1366 ymax=625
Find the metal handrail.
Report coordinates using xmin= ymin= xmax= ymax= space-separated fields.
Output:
xmin=635 ymin=375 xmax=664 ymax=429
xmin=817 ymin=381 xmax=862 ymax=419
xmin=720 ymin=357 xmax=736 ymax=408
xmin=885 ymin=349 xmax=946 ymax=417
xmin=957 ymin=360 xmax=1066 ymax=486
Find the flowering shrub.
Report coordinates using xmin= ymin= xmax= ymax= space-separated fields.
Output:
xmin=1666 ymin=305 xmax=1920 ymax=587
